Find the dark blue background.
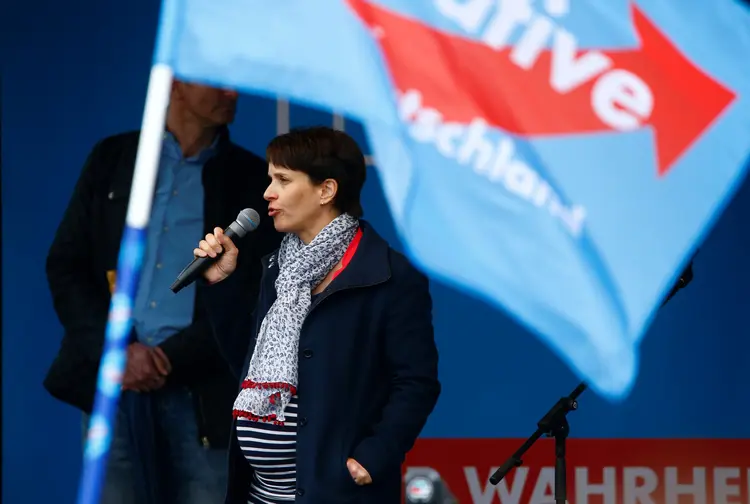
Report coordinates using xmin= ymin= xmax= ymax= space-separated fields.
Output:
xmin=3 ymin=1 xmax=749 ymax=503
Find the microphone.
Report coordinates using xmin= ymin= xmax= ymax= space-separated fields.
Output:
xmin=170 ymin=208 xmax=260 ymax=294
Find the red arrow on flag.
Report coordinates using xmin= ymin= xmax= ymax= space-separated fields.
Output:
xmin=346 ymin=0 xmax=736 ymax=177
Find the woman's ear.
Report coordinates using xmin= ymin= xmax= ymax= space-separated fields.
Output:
xmin=320 ymin=178 xmax=338 ymax=206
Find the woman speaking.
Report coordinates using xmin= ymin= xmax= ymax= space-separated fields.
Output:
xmin=195 ymin=126 xmax=441 ymax=503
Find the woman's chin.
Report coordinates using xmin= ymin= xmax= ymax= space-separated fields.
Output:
xmin=272 ymin=217 xmax=291 ymax=233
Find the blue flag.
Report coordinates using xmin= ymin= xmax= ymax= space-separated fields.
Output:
xmin=156 ymin=0 xmax=750 ymax=399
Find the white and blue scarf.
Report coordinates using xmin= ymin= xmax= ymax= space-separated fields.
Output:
xmin=233 ymin=213 xmax=359 ymax=423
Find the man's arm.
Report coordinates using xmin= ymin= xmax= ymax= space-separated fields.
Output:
xmin=160 ymin=276 xmax=253 ymax=382
xmin=46 ymin=141 xmax=111 ymax=363
xmin=156 ymin=319 xmax=219 ymax=382
xmin=47 ymin=137 xmax=167 ymax=393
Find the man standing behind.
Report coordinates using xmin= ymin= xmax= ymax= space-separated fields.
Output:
xmin=44 ymin=80 xmax=282 ymax=504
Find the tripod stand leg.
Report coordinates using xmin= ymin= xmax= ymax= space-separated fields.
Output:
xmin=554 ymin=419 xmax=569 ymax=504
xmin=555 ymin=437 xmax=566 ymax=504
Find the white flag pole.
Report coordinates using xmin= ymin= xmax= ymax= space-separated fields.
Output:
xmin=76 ymin=62 xmax=173 ymax=504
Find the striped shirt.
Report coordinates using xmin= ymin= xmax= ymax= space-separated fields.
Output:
xmin=236 ymin=395 xmax=299 ymax=503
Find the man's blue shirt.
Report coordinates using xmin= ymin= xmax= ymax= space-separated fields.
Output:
xmin=132 ymin=132 xmax=217 ymax=345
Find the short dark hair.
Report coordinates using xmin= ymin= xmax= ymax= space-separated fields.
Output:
xmin=266 ymin=126 xmax=367 ymax=217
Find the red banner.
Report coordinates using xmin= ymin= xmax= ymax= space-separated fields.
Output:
xmin=405 ymin=439 xmax=750 ymax=504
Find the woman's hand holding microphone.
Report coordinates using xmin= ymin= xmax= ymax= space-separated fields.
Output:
xmin=194 ymin=227 xmax=239 ymax=284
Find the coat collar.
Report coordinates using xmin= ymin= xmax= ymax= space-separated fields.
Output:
xmin=260 ymin=220 xmax=392 ymax=290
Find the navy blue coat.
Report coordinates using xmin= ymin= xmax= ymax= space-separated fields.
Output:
xmin=203 ymin=221 xmax=441 ymax=503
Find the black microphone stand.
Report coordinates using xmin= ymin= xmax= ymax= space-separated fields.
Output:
xmin=488 ymin=258 xmax=696 ymax=504
xmin=489 ymin=382 xmax=586 ymax=504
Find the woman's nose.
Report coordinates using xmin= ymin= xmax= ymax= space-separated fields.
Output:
xmin=263 ymin=185 xmax=275 ymax=201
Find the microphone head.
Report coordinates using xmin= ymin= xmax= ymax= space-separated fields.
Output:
xmin=235 ymin=208 xmax=261 ymax=235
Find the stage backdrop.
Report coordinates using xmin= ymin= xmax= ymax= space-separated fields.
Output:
xmin=3 ymin=1 xmax=749 ymax=504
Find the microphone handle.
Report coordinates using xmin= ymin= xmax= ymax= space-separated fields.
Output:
xmin=170 ymin=226 xmax=240 ymax=294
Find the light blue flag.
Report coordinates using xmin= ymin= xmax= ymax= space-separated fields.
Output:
xmin=155 ymin=0 xmax=750 ymax=398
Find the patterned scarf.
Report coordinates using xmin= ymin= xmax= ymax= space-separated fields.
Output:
xmin=232 ymin=213 xmax=360 ymax=423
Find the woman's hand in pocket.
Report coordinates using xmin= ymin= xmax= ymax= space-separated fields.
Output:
xmin=346 ymin=458 xmax=372 ymax=486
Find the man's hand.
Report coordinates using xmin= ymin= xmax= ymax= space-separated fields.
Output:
xmin=151 ymin=346 xmax=172 ymax=376
xmin=346 ymin=458 xmax=372 ymax=486
xmin=122 ymin=342 xmax=172 ymax=392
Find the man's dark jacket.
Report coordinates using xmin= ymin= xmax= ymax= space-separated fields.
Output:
xmin=43 ymin=128 xmax=282 ymax=448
